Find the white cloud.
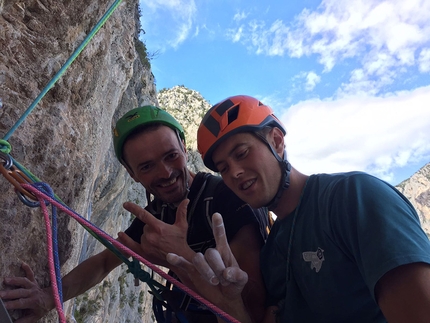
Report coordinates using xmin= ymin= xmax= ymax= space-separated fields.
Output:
xmin=280 ymin=85 xmax=430 ymax=184
xmin=233 ymin=11 xmax=248 ymax=22
xmin=232 ymin=0 xmax=430 ymax=95
xmin=227 ymin=26 xmax=244 ymax=43
xmin=305 ymin=72 xmax=321 ymax=91
xmin=291 ymin=71 xmax=322 ymax=92
xmin=418 ymin=48 xmax=430 ymax=72
xmin=139 ymin=0 xmax=197 ymax=50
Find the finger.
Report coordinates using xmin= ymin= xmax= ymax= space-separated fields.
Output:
xmin=204 ymin=248 xmax=227 ymax=286
xmin=212 ymin=213 xmax=229 ymax=250
xmin=211 ymin=213 xmax=236 ymax=266
xmin=123 ymin=202 xmax=161 ymax=227
xmin=117 ymin=232 xmax=141 ymax=255
xmin=166 ymin=253 xmax=191 ymax=267
xmin=174 ymin=199 xmax=189 ymax=228
xmin=224 ymin=267 xmax=248 ymax=286
xmin=0 ymin=287 xmax=31 ymax=300
xmin=21 ymin=262 xmax=35 ymax=283
xmin=192 ymin=252 xmax=219 ymax=285
xmin=4 ymin=297 xmax=29 ymax=310
xmin=2 ymin=277 xmax=34 ymax=290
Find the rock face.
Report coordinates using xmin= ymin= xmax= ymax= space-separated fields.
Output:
xmin=1 ymin=1 xmax=158 ymax=322
xmin=396 ymin=163 xmax=430 ymax=238
xmin=158 ymin=85 xmax=212 ymax=174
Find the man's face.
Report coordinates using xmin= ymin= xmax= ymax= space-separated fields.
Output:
xmin=123 ymin=126 xmax=189 ymax=204
xmin=212 ymin=132 xmax=281 ymax=209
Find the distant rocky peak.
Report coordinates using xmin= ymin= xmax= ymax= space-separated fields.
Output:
xmin=396 ymin=162 xmax=430 ymax=238
xmin=158 ymin=85 xmax=211 ymax=151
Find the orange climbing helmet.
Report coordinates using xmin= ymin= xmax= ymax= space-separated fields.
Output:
xmin=197 ymin=95 xmax=286 ymax=171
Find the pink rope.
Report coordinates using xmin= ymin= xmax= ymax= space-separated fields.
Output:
xmin=37 ymin=196 xmax=67 ymax=322
xmin=23 ymin=184 xmax=241 ymax=323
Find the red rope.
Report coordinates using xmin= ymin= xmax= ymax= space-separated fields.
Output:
xmin=38 ymin=194 xmax=67 ymax=322
xmin=23 ymin=184 xmax=240 ymax=323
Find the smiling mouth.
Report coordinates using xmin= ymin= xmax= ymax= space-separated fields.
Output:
xmin=160 ymin=177 xmax=178 ymax=187
xmin=241 ymin=179 xmax=255 ymax=190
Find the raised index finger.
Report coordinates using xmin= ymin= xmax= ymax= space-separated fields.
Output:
xmin=212 ymin=213 xmax=229 ymax=251
xmin=123 ymin=202 xmax=161 ymax=227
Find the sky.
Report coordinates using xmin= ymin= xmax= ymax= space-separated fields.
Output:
xmin=138 ymin=0 xmax=430 ymax=185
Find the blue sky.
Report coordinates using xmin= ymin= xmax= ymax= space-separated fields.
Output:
xmin=138 ymin=0 xmax=430 ymax=185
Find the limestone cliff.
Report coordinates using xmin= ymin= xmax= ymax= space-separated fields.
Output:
xmin=396 ymin=163 xmax=430 ymax=238
xmin=1 ymin=0 xmax=158 ymax=322
xmin=158 ymin=85 xmax=212 ymax=174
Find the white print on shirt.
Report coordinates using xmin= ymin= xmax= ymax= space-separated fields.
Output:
xmin=302 ymin=247 xmax=325 ymax=273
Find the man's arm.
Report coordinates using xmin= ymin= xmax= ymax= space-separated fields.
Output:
xmin=375 ymin=262 xmax=430 ymax=323
xmin=0 ymin=247 xmax=122 ymax=323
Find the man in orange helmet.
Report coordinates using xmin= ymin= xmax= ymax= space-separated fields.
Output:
xmin=168 ymin=95 xmax=430 ymax=323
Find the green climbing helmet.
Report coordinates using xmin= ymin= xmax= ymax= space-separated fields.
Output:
xmin=113 ymin=105 xmax=185 ymax=164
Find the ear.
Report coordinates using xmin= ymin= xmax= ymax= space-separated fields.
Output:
xmin=270 ymin=127 xmax=285 ymax=157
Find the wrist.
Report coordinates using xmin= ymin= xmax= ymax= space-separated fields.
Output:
xmin=220 ymin=297 xmax=252 ymax=323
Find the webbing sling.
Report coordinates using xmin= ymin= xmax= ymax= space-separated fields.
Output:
xmin=0 ymin=299 xmax=13 ymax=323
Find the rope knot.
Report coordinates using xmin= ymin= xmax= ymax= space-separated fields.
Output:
xmin=127 ymin=258 xmax=151 ymax=282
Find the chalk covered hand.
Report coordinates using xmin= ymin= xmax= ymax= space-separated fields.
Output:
xmin=167 ymin=212 xmax=250 ymax=320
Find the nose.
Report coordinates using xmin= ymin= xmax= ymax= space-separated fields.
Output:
xmin=229 ymin=163 xmax=244 ymax=179
xmin=157 ymin=162 xmax=172 ymax=179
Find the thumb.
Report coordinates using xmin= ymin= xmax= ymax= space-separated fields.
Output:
xmin=174 ymin=199 xmax=189 ymax=228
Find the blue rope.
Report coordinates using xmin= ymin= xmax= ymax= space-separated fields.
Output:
xmin=29 ymin=182 xmax=166 ymax=301
xmin=3 ymin=0 xmax=124 ymax=141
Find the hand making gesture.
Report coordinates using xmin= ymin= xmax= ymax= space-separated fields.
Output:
xmin=118 ymin=199 xmax=195 ymax=268
xmin=166 ymin=213 xmax=252 ymax=323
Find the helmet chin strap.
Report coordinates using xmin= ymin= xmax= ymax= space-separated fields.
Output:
xmin=254 ymin=132 xmax=291 ymax=211
xmin=266 ymin=149 xmax=291 ymax=211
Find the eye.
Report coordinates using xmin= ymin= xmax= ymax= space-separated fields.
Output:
xmin=166 ymin=152 xmax=179 ymax=161
xmin=235 ymin=148 xmax=248 ymax=159
xmin=139 ymin=163 xmax=152 ymax=173
xmin=217 ymin=164 xmax=227 ymax=174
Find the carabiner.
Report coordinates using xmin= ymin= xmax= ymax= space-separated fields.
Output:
xmin=0 ymin=163 xmax=40 ymax=204
xmin=0 ymin=151 xmax=13 ymax=169
xmin=15 ymin=189 xmax=43 ymax=208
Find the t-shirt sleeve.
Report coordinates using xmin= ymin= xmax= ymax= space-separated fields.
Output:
xmin=124 ymin=217 xmax=145 ymax=243
xmin=124 ymin=203 xmax=155 ymax=243
xmin=329 ymin=173 xmax=430 ymax=299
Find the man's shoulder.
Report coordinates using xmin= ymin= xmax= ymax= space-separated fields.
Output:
xmin=311 ymin=171 xmax=385 ymax=189
xmin=191 ymin=172 xmax=225 ymax=194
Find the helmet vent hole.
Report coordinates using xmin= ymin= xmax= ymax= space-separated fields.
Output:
xmin=228 ymin=105 xmax=239 ymax=124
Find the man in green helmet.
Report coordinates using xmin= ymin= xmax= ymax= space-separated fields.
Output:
xmin=0 ymin=106 xmax=269 ymax=323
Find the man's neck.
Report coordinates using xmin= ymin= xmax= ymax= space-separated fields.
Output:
xmin=272 ymin=168 xmax=309 ymax=220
